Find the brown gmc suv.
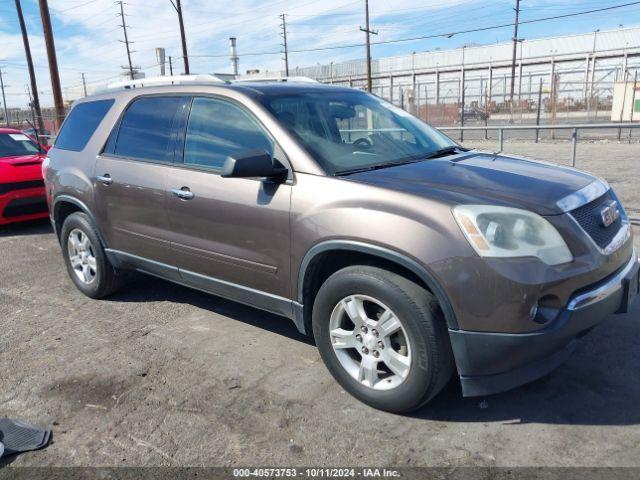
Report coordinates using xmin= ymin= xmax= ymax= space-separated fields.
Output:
xmin=43 ymin=76 xmax=639 ymax=412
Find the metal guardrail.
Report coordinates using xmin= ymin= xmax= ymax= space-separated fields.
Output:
xmin=437 ymin=123 xmax=640 ymax=167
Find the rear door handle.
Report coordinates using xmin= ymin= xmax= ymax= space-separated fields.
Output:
xmin=171 ymin=187 xmax=195 ymax=200
xmin=97 ymin=174 xmax=113 ymax=185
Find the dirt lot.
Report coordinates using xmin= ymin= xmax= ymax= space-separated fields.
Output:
xmin=1 ymin=142 xmax=639 ymax=468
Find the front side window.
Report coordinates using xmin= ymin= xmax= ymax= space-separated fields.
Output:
xmin=113 ymin=96 xmax=182 ymax=162
xmin=55 ymin=99 xmax=114 ymax=152
xmin=183 ymin=97 xmax=273 ymax=170
xmin=259 ymin=90 xmax=456 ymax=175
xmin=0 ymin=133 xmax=42 ymax=157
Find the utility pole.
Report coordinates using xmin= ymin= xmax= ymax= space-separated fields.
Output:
xmin=168 ymin=56 xmax=174 ymax=75
xmin=280 ymin=13 xmax=289 ymax=76
xmin=0 ymin=67 xmax=9 ymax=127
xmin=509 ymin=0 xmax=521 ymax=121
xmin=360 ymin=0 xmax=378 ymax=92
xmin=15 ymin=0 xmax=45 ymax=135
xmin=38 ymin=0 xmax=65 ymax=130
xmin=170 ymin=0 xmax=190 ymax=74
xmin=117 ymin=1 xmax=135 ymax=80
xmin=81 ymin=73 xmax=88 ymax=96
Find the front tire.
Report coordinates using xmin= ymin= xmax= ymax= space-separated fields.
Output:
xmin=60 ymin=212 xmax=123 ymax=299
xmin=312 ymin=265 xmax=454 ymax=413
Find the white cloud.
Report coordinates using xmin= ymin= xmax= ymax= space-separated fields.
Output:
xmin=3 ymin=0 xmax=618 ymax=109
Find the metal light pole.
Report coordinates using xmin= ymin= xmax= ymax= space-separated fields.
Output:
xmin=517 ymin=39 xmax=525 ymax=104
xmin=509 ymin=0 xmax=521 ymax=122
xmin=460 ymin=46 xmax=466 ymax=142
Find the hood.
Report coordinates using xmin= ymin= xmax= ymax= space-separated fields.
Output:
xmin=0 ymin=153 xmax=45 ymax=167
xmin=346 ymin=151 xmax=596 ymax=216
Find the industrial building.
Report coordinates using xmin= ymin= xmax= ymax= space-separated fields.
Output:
xmin=247 ymin=26 xmax=640 ymax=124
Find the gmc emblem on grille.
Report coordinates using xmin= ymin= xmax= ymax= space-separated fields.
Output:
xmin=599 ymin=201 xmax=621 ymax=228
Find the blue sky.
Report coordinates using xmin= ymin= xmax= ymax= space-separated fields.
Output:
xmin=0 ymin=0 xmax=639 ymax=107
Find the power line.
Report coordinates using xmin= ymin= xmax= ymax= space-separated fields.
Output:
xmin=185 ymin=1 xmax=640 ymax=60
xmin=294 ymin=1 xmax=640 ymax=53
xmin=131 ymin=0 xmax=353 ymax=44
xmin=58 ymin=0 xmax=101 ymax=13
xmin=368 ymin=1 xmax=640 ymax=48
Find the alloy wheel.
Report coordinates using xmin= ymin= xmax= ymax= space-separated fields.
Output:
xmin=67 ymin=228 xmax=98 ymax=284
xmin=329 ymin=294 xmax=412 ymax=390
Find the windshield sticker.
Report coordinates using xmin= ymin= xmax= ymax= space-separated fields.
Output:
xmin=9 ymin=134 xmax=32 ymax=142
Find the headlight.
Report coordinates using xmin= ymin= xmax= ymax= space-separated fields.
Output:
xmin=453 ymin=205 xmax=573 ymax=266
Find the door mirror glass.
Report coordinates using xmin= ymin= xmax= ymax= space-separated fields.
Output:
xmin=221 ymin=149 xmax=286 ymax=180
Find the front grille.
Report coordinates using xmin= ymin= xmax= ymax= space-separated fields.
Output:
xmin=2 ymin=196 xmax=48 ymax=218
xmin=0 ymin=180 xmax=45 ymax=196
xmin=569 ymin=191 xmax=623 ymax=249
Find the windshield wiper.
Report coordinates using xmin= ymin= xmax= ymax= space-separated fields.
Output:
xmin=334 ymin=146 xmax=466 ymax=176
xmin=335 ymin=158 xmax=420 ymax=176
xmin=423 ymin=146 xmax=465 ymax=159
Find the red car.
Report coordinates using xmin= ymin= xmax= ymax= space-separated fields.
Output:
xmin=0 ymin=128 xmax=49 ymax=226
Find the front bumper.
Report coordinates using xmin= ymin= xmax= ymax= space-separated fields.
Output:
xmin=449 ymin=250 xmax=640 ymax=397
xmin=0 ymin=188 xmax=48 ymax=225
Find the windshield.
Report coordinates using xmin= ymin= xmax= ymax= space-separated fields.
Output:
xmin=259 ymin=89 xmax=457 ymax=174
xmin=0 ymin=133 xmax=41 ymax=157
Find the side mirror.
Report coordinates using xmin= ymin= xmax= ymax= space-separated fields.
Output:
xmin=221 ymin=149 xmax=287 ymax=180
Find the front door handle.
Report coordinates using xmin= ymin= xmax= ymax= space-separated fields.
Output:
xmin=97 ymin=174 xmax=113 ymax=185
xmin=171 ymin=187 xmax=195 ymax=200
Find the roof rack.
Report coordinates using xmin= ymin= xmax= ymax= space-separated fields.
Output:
xmin=103 ymin=74 xmax=228 ymax=91
xmin=234 ymin=76 xmax=319 ymax=84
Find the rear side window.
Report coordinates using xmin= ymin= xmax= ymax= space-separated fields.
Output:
xmin=113 ymin=96 xmax=182 ymax=162
xmin=55 ymin=99 xmax=114 ymax=151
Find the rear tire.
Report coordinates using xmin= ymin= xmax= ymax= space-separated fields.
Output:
xmin=312 ymin=265 xmax=454 ymax=413
xmin=60 ymin=212 xmax=123 ymax=299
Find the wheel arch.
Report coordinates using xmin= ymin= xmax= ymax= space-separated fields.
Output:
xmin=52 ymin=195 xmax=107 ymax=247
xmin=297 ymin=240 xmax=459 ymax=335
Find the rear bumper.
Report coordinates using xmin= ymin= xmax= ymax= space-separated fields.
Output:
xmin=0 ymin=188 xmax=48 ymax=225
xmin=450 ymin=251 xmax=640 ymax=397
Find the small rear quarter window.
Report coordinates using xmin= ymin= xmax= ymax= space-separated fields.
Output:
xmin=55 ymin=99 xmax=115 ymax=151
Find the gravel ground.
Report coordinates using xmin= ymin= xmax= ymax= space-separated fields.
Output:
xmin=1 ymin=142 xmax=639 ymax=469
